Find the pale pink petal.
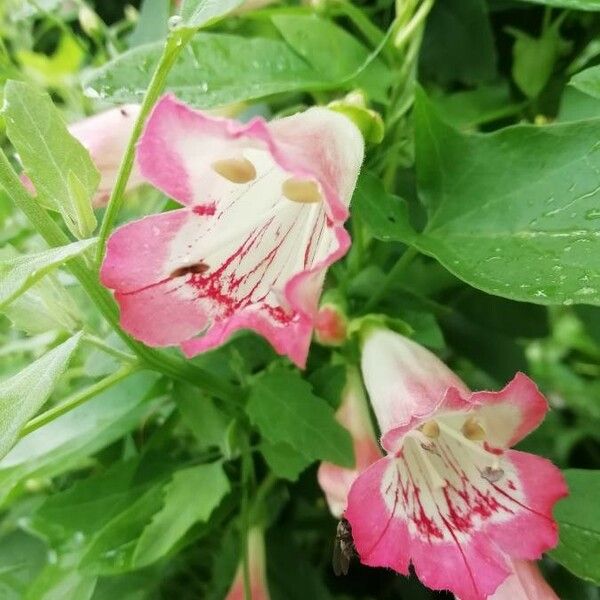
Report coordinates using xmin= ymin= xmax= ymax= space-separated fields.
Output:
xmin=466 ymin=373 xmax=550 ymax=449
xmin=21 ymin=104 xmax=144 ymax=207
xmin=345 ymin=409 xmax=566 ymax=600
xmin=69 ymin=104 xmax=144 ymax=207
xmin=487 ymin=560 xmax=559 ymax=600
xmin=317 ymin=369 xmax=382 ymax=517
xmin=361 ymin=329 xmax=470 ymax=452
xmin=102 ymin=96 xmax=363 ymax=367
xmin=225 ymin=527 xmax=271 ymax=600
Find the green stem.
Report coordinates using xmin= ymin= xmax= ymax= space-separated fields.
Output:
xmin=82 ymin=333 xmax=138 ymax=363
xmin=248 ymin=473 xmax=278 ymax=524
xmin=241 ymin=449 xmax=254 ymax=600
xmin=95 ymin=28 xmax=194 ymax=264
xmin=0 ymin=150 xmax=238 ymax=402
xmin=364 ymin=246 xmax=419 ymax=311
xmin=20 ymin=365 xmax=137 ymax=437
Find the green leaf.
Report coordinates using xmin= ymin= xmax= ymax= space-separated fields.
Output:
xmin=430 ymin=83 xmax=525 ymax=129
xmin=79 ymin=484 xmax=166 ymax=575
xmin=517 ymin=0 xmax=600 ymax=9
xmin=550 ymin=469 xmax=600 ymax=584
xmin=84 ymin=22 xmax=389 ymax=108
xmin=129 ymin=0 xmax=169 ymax=46
xmin=17 ymin=35 xmax=83 ymax=88
xmin=0 ymin=239 xmax=95 ymax=309
xmin=0 ymin=532 xmax=46 ymax=600
xmin=571 ymin=65 xmax=600 ymax=99
xmin=411 ymin=88 xmax=600 ymax=307
xmin=31 ymin=458 xmax=163 ymax=544
xmin=260 ymin=442 xmax=311 ymax=482
xmin=507 ymin=24 xmax=566 ymax=99
xmin=308 ymin=364 xmax=347 ymax=410
xmin=174 ymin=383 xmax=231 ymax=451
xmin=247 ymin=370 xmax=354 ymax=468
xmin=84 ymin=34 xmax=318 ymax=108
xmin=271 ymin=14 xmax=391 ymax=103
xmin=3 ymin=81 xmax=99 ymax=239
xmin=419 ymin=0 xmax=496 ymax=86
xmin=353 ymin=172 xmax=416 ymax=244
xmin=0 ymin=334 xmax=81 ymax=460
xmin=24 ymin=554 xmax=97 ymax=600
xmin=0 ymin=372 xmax=160 ymax=506
xmin=133 ymin=462 xmax=230 ymax=567
xmin=178 ymin=0 xmax=243 ymax=30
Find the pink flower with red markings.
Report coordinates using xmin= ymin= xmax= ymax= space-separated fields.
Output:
xmin=100 ymin=95 xmax=364 ymax=367
xmin=482 ymin=560 xmax=559 ymax=600
xmin=225 ymin=527 xmax=271 ymax=600
xmin=317 ymin=368 xmax=382 ymax=517
xmin=345 ymin=328 xmax=568 ymax=600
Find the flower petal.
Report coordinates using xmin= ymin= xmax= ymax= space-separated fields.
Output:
xmin=361 ymin=329 xmax=470 ymax=451
xmin=138 ymin=95 xmax=362 ymax=217
xmin=318 ymin=369 xmax=382 ymax=517
xmin=69 ymin=104 xmax=144 ymax=206
xmin=103 ymin=96 xmax=363 ymax=366
xmin=467 ymin=373 xmax=550 ymax=448
xmin=101 ymin=208 xmax=194 ymax=294
xmin=345 ymin=456 xmax=412 ymax=574
xmin=345 ymin=420 xmax=565 ymax=600
xmin=486 ymin=560 xmax=559 ymax=600
xmin=484 ymin=450 xmax=567 ymax=560
xmin=225 ymin=527 xmax=271 ymax=600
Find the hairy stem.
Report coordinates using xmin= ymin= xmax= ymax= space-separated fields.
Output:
xmin=20 ymin=365 xmax=138 ymax=437
xmin=95 ymin=28 xmax=194 ymax=263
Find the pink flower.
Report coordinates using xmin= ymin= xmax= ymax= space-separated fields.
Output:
xmin=314 ymin=304 xmax=348 ymax=347
xmin=69 ymin=104 xmax=144 ymax=207
xmin=484 ymin=560 xmax=559 ymax=600
xmin=21 ymin=104 xmax=144 ymax=208
xmin=100 ymin=95 xmax=364 ymax=367
xmin=345 ymin=329 xmax=568 ymax=600
xmin=225 ymin=527 xmax=270 ymax=600
xmin=317 ymin=368 xmax=382 ymax=517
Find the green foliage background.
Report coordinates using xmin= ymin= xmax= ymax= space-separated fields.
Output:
xmin=1 ymin=0 xmax=600 ymax=598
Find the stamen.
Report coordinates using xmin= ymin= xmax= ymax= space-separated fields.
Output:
xmin=436 ymin=421 xmax=494 ymax=462
xmin=420 ymin=420 xmax=440 ymax=439
xmin=407 ymin=439 xmax=445 ymax=489
xmin=212 ymin=157 xmax=257 ymax=184
xmin=481 ymin=466 xmax=504 ymax=484
xmin=461 ymin=416 xmax=486 ymax=441
xmin=420 ymin=442 xmax=440 ymax=456
xmin=282 ymin=177 xmax=322 ymax=204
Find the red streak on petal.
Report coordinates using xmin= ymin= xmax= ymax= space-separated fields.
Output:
xmin=484 ymin=442 xmax=504 ymax=456
xmin=193 ymin=202 xmax=217 ymax=216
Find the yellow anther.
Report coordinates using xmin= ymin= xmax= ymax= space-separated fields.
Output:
xmin=461 ymin=416 xmax=486 ymax=441
xmin=212 ymin=157 xmax=256 ymax=184
xmin=420 ymin=420 xmax=440 ymax=439
xmin=282 ymin=177 xmax=322 ymax=204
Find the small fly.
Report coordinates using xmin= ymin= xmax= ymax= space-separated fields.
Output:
xmin=332 ymin=517 xmax=357 ymax=576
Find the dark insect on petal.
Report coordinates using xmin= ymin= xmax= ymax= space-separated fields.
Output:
xmin=333 ymin=518 xmax=356 ymax=576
